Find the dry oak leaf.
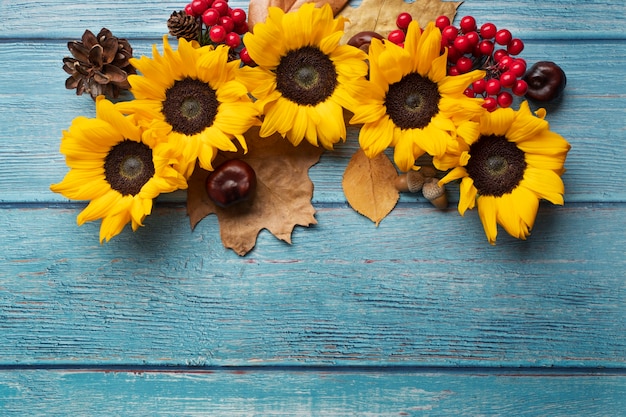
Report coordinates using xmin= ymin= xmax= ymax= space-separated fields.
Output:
xmin=187 ymin=126 xmax=324 ymax=256
xmin=339 ymin=0 xmax=461 ymax=44
xmin=248 ymin=0 xmax=349 ymax=31
xmin=342 ymin=149 xmax=399 ymax=226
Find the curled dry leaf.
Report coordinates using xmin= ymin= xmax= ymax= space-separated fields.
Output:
xmin=187 ymin=126 xmax=324 ymax=256
xmin=339 ymin=0 xmax=461 ymax=43
xmin=342 ymin=149 xmax=399 ymax=226
xmin=248 ymin=0 xmax=349 ymax=31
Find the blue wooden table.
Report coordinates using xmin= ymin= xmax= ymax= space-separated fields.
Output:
xmin=1 ymin=0 xmax=625 ymax=415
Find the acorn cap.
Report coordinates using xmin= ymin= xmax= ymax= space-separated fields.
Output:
xmin=422 ymin=178 xmax=448 ymax=209
xmin=394 ymin=170 xmax=425 ymax=193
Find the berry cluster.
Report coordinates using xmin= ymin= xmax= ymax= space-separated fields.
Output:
xmin=385 ymin=12 xmax=529 ymax=111
xmin=435 ymin=15 xmax=528 ymax=111
xmin=184 ymin=0 xmax=249 ymax=56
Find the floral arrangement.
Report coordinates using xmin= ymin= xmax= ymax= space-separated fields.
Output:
xmin=52 ymin=0 xmax=571 ymax=255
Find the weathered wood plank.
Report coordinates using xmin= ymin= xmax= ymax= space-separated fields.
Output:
xmin=1 ymin=369 xmax=625 ymax=416
xmin=2 ymin=204 xmax=624 ymax=367
xmin=0 ymin=0 xmax=624 ymax=39
xmin=1 ymin=38 xmax=625 ymax=203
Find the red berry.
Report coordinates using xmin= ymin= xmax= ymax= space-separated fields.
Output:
xmin=239 ymin=47 xmax=254 ymax=65
xmin=446 ymin=45 xmax=462 ymax=63
xmin=441 ymin=25 xmax=458 ymax=43
xmin=499 ymin=71 xmax=517 ymax=88
xmin=191 ymin=0 xmax=210 ymax=16
xmin=495 ymin=29 xmax=512 ymax=45
xmin=209 ymin=25 xmax=227 ymax=43
xmin=225 ymin=32 xmax=241 ymax=48
xmin=212 ymin=0 xmax=229 ymax=16
xmin=234 ymin=21 xmax=249 ymax=35
xmin=465 ymin=31 xmax=479 ymax=47
xmin=498 ymin=55 xmax=514 ymax=70
xmin=460 ymin=16 xmax=477 ymax=33
xmin=388 ymin=29 xmax=405 ymax=45
xmin=230 ymin=8 xmax=247 ymax=24
xmin=435 ymin=15 xmax=450 ymax=31
xmin=202 ymin=8 xmax=220 ymax=26
xmin=478 ymin=40 xmax=494 ymax=56
xmin=485 ymin=79 xmax=501 ymax=95
xmin=219 ymin=15 xmax=235 ymax=33
xmin=456 ymin=56 xmax=473 ymax=73
xmin=185 ymin=3 xmax=195 ymax=16
xmin=493 ymin=49 xmax=509 ymax=62
xmin=396 ymin=12 xmax=412 ymax=30
xmin=472 ymin=79 xmax=486 ymax=95
xmin=448 ymin=66 xmax=460 ymax=76
xmin=497 ymin=91 xmax=513 ymax=108
xmin=479 ymin=22 xmax=497 ymax=39
xmin=482 ymin=96 xmax=498 ymax=112
xmin=510 ymin=59 xmax=527 ymax=77
xmin=453 ymin=35 xmax=471 ymax=53
xmin=463 ymin=87 xmax=475 ymax=98
xmin=512 ymin=79 xmax=528 ymax=96
xmin=507 ymin=38 xmax=524 ymax=55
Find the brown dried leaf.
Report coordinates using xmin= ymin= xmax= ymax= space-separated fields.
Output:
xmin=187 ymin=126 xmax=324 ymax=256
xmin=339 ymin=0 xmax=461 ymax=43
xmin=248 ymin=0 xmax=349 ymax=32
xmin=342 ymin=149 xmax=399 ymax=226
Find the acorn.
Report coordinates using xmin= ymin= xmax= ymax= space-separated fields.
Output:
xmin=523 ymin=61 xmax=567 ymax=102
xmin=206 ymin=159 xmax=256 ymax=208
xmin=422 ymin=178 xmax=448 ymax=209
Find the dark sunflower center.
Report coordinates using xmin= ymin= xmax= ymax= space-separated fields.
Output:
xmin=104 ymin=140 xmax=155 ymax=196
xmin=466 ymin=135 xmax=527 ymax=196
xmin=385 ymin=72 xmax=440 ymax=130
xmin=275 ymin=46 xmax=338 ymax=106
xmin=162 ymin=77 xmax=218 ymax=135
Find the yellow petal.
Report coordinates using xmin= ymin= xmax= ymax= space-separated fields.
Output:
xmin=458 ymin=176 xmax=477 ymax=216
xmin=480 ymin=106 xmax=515 ymax=136
xmin=477 ymin=195 xmax=498 ymax=244
xmin=359 ymin=117 xmax=394 ymax=158
xmin=520 ymin=167 xmax=565 ymax=205
xmin=416 ymin=23 xmax=441 ymax=76
xmin=77 ymin=191 xmax=124 ymax=225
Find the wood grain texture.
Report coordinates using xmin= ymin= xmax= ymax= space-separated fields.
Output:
xmin=1 ymin=369 xmax=625 ymax=417
xmin=2 ymin=205 xmax=624 ymax=367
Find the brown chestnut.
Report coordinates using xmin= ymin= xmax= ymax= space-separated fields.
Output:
xmin=523 ymin=61 xmax=567 ymax=102
xmin=206 ymin=159 xmax=257 ymax=208
xmin=347 ymin=31 xmax=384 ymax=52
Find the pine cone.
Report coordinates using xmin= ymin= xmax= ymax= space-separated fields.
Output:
xmin=63 ymin=28 xmax=136 ymax=100
xmin=167 ymin=10 xmax=200 ymax=42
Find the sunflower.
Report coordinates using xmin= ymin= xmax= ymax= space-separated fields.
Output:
xmin=237 ymin=3 xmax=368 ymax=148
xmin=116 ymin=36 xmax=260 ymax=178
xmin=50 ymin=96 xmax=187 ymax=243
xmin=350 ymin=21 xmax=486 ymax=172
xmin=439 ymin=101 xmax=571 ymax=244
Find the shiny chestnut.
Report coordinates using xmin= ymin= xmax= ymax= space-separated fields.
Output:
xmin=523 ymin=61 xmax=567 ymax=102
xmin=347 ymin=31 xmax=384 ymax=52
xmin=206 ymin=159 xmax=257 ymax=208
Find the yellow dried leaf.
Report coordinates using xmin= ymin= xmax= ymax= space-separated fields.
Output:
xmin=187 ymin=126 xmax=324 ymax=256
xmin=342 ymin=149 xmax=399 ymax=226
xmin=339 ymin=0 xmax=461 ymax=43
